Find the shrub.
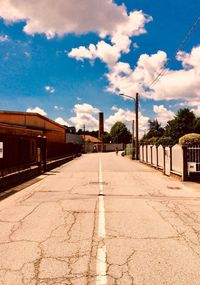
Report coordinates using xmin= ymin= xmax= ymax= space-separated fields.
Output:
xmin=155 ymin=136 xmax=174 ymax=147
xmin=179 ymin=133 xmax=200 ymax=145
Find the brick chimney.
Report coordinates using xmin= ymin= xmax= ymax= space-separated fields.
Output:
xmin=98 ymin=112 xmax=104 ymax=140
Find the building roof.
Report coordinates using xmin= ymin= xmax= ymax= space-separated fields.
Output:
xmin=0 ymin=110 xmax=66 ymax=130
xmin=0 ymin=122 xmax=43 ymax=137
xmin=81 ymin=135 xmax=101 ymax=143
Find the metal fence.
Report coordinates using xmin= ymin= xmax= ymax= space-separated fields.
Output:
xmin=187 ymin=145 xmax=200 ymax=174
xmin=0 ymin=133 xmax=82 ymax=178
xmin=47 ymin=142 xmax=82 ymax=160
xmin=0 ymin=133 xmax=37 ymax=176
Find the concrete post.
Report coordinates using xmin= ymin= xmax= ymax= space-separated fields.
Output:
xmin=182 ymin=145 xmax=188 ymax=181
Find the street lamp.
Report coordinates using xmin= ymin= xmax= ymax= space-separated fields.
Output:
xmin=119 ymin=92 xmax=139 ymax=160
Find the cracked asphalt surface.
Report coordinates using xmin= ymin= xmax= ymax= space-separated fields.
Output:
xmin=0 ymin=152 xmax=200 ymax=284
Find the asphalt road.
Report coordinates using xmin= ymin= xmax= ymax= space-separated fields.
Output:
xmin=0 ymin=152 xmax=200 ymax=285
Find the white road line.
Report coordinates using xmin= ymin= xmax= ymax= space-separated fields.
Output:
xmin=96 ymin=159 xmax=107 ymax=285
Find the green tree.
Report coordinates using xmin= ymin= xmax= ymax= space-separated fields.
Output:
xmin=194 ymin=117 xmax=200 ymax=133
xmin=140 ymin=120 xmax=164 ymax=144
xmin=156 ymin=136 xmax=174 ymax=146
xmin=146 ymin=120 xmax=164 ymax=138
xmin=165 ymin=108 xmax=195 ymax=144
xmin=101 ymin=132 xmax=111 ymax=143
xmin=110 ymin=122 xmax=131 ymax=144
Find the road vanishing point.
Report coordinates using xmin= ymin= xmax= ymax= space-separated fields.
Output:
xmin=0 ymin=152 xmax=200 ymax=285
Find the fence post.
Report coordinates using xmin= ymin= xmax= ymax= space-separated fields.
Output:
xmin=142 ymin=145 xmax=144 ymax=161
xmin=146 ymin=145 xmax=148 ymax=163
xmin=42 ymin=136 xmax=47 ymax=172
xmin=37 ymin=135 xmax=47 ymax=173
xmin=156 ymin=146 xmax=158 ymax=168
xmin=182 ymin=145 xmax=188 ymax=181
xmin=37 ymin=136 xmax=42 ymax=173
xmin=170 ymin=146 xmax=172 ymax=171
xmin=163 ymin=146 xmax=165 ymax=174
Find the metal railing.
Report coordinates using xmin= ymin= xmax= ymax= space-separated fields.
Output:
xmin=187 ymin=145 xmax=200 ymax=173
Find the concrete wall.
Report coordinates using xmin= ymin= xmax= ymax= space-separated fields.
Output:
xmin=104 ymin=143 xmax=123 ymax=152
xmin=157 ymin=145 xmax=164 ymax=168
xmin=147 ymin=145 xmax=152 ymax=164
xmin=143 ymin=145 xmax=147 ymax=163
xmin=171 ymin=144 xmax=183 ymax=175
xmin=140 ymin=144 xmax=184 ymax=179
xmin=152 ymin=146 xmax=157 ymax=166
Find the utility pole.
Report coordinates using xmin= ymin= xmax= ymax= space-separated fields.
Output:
xmin=119 ymin=92 xmax=139 ymax=160
xmin=132 ymin=120 xmax=135 ymax=160
xmin=83 ymin=124 xmax=86 ymax=153
xmin=135 ymin=93 xmax=139 ymax=160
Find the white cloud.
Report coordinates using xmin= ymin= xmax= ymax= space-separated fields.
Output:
xmin=45 ymin=86 xmax=55 ymax=93
xmin=55 ymin=102 xmax=149 ymax=137
xmin=26 ymin=107 xmax=47 ymax=116
xmin=176 ymin=47 xmax=200 ymax=70
xmin=54 ymin=105 xmax=64 ymax=110
xmin=69 ymin=40 xmax=121 ymax=66
xmin=106 ymin=46 xmax=200 ymax=104
xmin=106 ymin=51 xmax=167 ymax=97
xmin=0 ymin=0 xmax=129 ymax=38
xmin=105 ymin=106 xmax=149 ymax=137
xmin=68 ymin=10 xmax=152 ymax=65
xmin=55 ymin=117 xmax=69 ymax=126
xmin=0 ymin=34 xmax=9 ymax=42
xmin=191 ymin=106 xmax=200 ymax=117
xmin=133 ymin=42 xmax=139 ymax=49
xmin=68 ymin=103 xmax=100 ymax=131
xmin=153 ymin=105 xmax=175 ymax=126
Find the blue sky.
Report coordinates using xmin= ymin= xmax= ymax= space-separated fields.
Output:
xmin=0 ymin=0 xmax=199 ymax=134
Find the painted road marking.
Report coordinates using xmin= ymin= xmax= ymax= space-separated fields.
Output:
xmin=96 ymin=159 xmax=107 ymax=285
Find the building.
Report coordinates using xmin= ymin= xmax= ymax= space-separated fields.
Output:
xmin=81 ymin=134 xmax=101 ymax=152
xmin=0 ymin=110 xmax=66 ymax=143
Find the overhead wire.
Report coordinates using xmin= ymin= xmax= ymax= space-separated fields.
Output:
xmin=147 ymin=15 xmax=200 ymax=89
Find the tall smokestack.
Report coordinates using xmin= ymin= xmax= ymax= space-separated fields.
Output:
xmin=98 ymin=112 xmax=104 ymax=140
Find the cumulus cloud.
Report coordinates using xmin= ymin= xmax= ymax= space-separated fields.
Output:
xmin=106 ymin=51 xmax=167 ymax=96
xmin=55 ymin=117 xmax=69 ymax=126
xmin=26 ymin=107 xmax=47 ymax=116
xmin=153 ymin=105 xmax=175 ymax=126
xmin=68 ymin=10 xmax=152 ymax=65
xmin=176 ymin=47 xmax=200 ymax=70
xmin=45 ymin=86 xmax=55 ymax=93
xmin=106 ymin=46 xmax=200 ymax=103
xmin=69 ymin=41 xmax=121 ymax=66
xmin=0 ymin=0 xmax=134 ymax=38
xmin=105 ymin=106 xmax=149 ymax=137
xmin=55 ymin=102 xmax=149 ymax=137
xmin=68 ymin=103 xmax=100 ymax=131
xmin=192 ymin=108 xmax=200 ymax=117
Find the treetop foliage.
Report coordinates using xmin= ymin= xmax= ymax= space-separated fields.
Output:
xmin=110 ymin=121 xmax=132 ymax=144
xmin=141 ymin=108 xmax=200 ymax=146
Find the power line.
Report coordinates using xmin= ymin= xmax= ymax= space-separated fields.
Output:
xmin=147 ymin=15 xmax=200 ymax=89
